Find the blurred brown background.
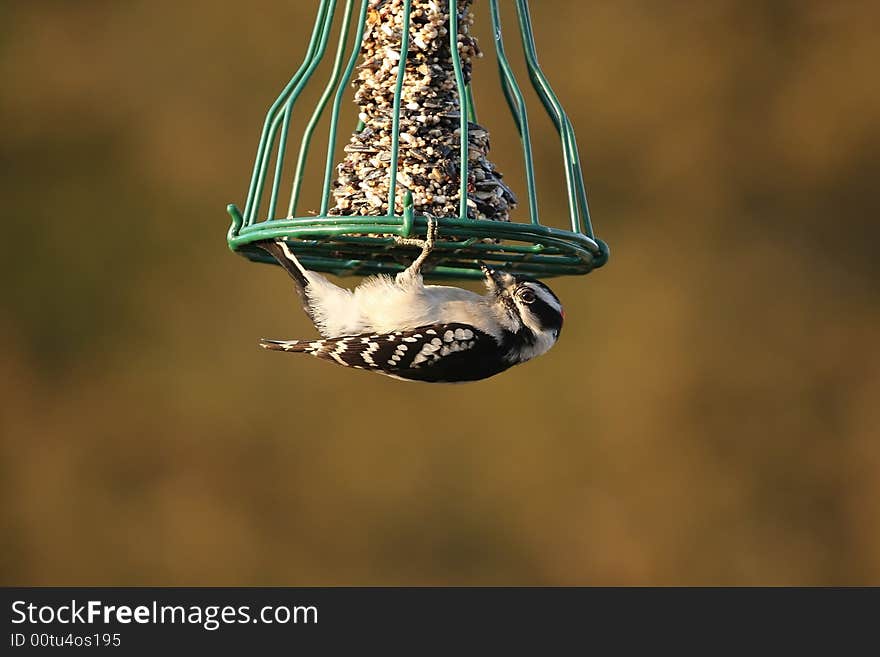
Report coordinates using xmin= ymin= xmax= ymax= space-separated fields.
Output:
xmin=2 ymin=0 xmax=878 ymax=585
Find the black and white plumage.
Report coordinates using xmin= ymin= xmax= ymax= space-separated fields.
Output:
xmin=256 ymin=220 xmax=564 ymax=383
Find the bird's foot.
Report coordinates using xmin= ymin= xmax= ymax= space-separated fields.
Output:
xmin=395 ymin=215 xmax=438 ymax=277
xmin=394 ymin=215 xmax=437 ymax=251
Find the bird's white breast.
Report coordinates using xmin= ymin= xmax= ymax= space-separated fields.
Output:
xmin=352 ymin=277 xmax=496 ymax=336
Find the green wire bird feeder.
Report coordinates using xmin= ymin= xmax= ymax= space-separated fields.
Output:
xmin=227 ymin=0 xmax=609 ymax=279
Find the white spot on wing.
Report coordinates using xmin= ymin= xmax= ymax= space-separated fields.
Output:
xmin=329 ymin=339 xmax=350 ymax=366
xmin=361 ymin=341 xmax=380 ymax=366
xmin=412 ymin=340 xmax=441 ymax=366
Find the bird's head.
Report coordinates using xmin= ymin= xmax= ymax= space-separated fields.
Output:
xmin=480 ymin=264 xmax=564 ymax=357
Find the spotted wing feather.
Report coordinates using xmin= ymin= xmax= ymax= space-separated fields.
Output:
xmin=260 ymin=323 xmax=511 ymax=383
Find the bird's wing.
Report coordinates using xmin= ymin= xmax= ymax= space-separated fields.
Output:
xmin=260 ymin=323 xmax=509 ymax=382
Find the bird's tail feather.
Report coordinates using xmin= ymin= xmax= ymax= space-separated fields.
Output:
xmin=256 ymin=240 xmax=309 ymax=291
xmin=259 ymin=338 xmax=308 ymax=352
xmin=256 ymin=240 xmax=319 ymax=324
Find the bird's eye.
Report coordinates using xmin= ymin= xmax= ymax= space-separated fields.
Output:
xmin=519 ymin=289 xmax=536 ymax=303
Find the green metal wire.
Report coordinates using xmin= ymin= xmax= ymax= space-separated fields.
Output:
xmin=320 ymin=0 xmax=369 ymax=215
xmin=228 ymin=0 xmax=609 ymax=279
xmin=250 ymin=1 xmax=337 ymax=225
xmin=289 ymin=0 xmax=357 ymax=218
xmin=463 ymin=84 xmax=477 ymax=123
xmin=489 ymin=0 xmax=538 ymax=225
xmin=515 ymin=0 xmax=593 ymax=237
xmin=243 ymin=0 xmax=331 ymax=224
xmin=448 ymin=0 xmax=469 ymax=219
xmin=386 ymin=0 xmax=413 ymax=215
xmin=267 ymin=1 xmax=338 ymax=222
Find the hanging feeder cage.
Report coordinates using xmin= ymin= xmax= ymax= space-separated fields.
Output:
xmin=227 ymin=0 xmax=609 ymax=280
